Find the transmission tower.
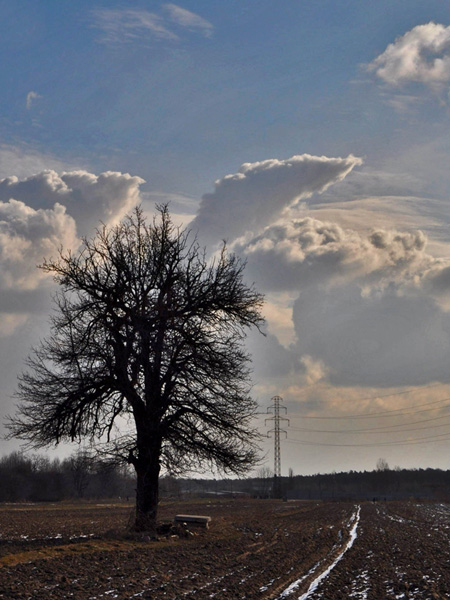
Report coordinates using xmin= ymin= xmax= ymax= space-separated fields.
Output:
xmin=266 ymin=396 xmax=289 ymax=497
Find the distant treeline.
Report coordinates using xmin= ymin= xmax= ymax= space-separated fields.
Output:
xmin=275 ymin=468 xmax=450 ymax=501
xmin=1 ymin=451 xmax=450 ymax=502
xmin=0 ymin=451 xmax=135 ymax=502
xmin=233 ymin=468 xmax=450 ymax=501
xmin=164 ymin=467 xmax=450 ymax=502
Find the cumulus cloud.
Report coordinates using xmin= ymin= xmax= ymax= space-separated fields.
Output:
xmin=235 ymin=216 xmax=429 ymax=291
xmin=0 ymin=200 xmax=77 ymax=291
xmin=369 ymin=22 xmax=450 ymax=87
xmin=163 ymin=4 xmax=214 ymax=37
xmin=0 ymin=167 xmax=145 ymax=335
xmin=0 ymin=168 xmax=145 ymax=338
xmin=188 ymin=154 xmax=450 ymax=392
xmin=191 ymin=154 xmax=362 ymax=246
xmin=0 ymin=170 xmax=144 ymax=237
xmin=187 ymin=154 xmax=450 ymax=391
xmin=234 ymin=209 xmax=450 ymax=388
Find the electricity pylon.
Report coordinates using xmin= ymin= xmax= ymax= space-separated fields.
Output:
xmin=266 ymin=396 xmax=289 ymax=498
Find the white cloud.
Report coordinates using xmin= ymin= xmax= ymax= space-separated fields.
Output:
xmin=235 ymin=216 xmax=429 ymax=291
xmin=0 ymin=200 xmax=78 ymax=291
xmin=92 ymin=5 xmax=213 ymax=44
xmin=0 ymin=167 xmax=145 ymax=300
xmin=262 ymin=294 xmax=297 ymax=346
xmin=369 ymin=22 xmax=450 ymax=87
xmin=92 ymin=8 xmax=178 ymax=43
xmin=235 ymin=210 xmax=450 ymax=388
xmin=0 ymin=168 xmax=145 ymax=335
xmin=26 ymin=91 xmax=41 ymax=110
xmin=192 ymin=154 xmax=362 ymax=246
xmin=163 ymin=4 xmax=214 ymax=38
xmin=189 ymin=153 xmax=450 ymax=390
xmin=300 ymin=355 xmax=328 ymax=386
xmin=0 ymin=170 xmax=145 ymax=237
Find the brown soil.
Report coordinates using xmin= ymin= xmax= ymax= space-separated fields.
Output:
xmin=0 ymin=499 xmax=449 ymax=599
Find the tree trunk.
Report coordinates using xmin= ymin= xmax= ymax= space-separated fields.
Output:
xmin=134 ymin=455 xmax=161 ymax=534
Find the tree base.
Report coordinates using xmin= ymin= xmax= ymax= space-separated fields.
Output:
xmin=134 ymin=511 xmax=157 ymax=536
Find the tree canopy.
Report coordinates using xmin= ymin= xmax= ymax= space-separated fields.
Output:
xmin=8 ymin=206 xmax=264 ymax=531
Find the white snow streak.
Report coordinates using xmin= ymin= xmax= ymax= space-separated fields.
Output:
xmin=277 ymin=560 xmax=323 ymax=598
xmin=278 ymin=505 xmax=361 ymax=600
xmin=297 ymin=505 xmax=360 ymax=600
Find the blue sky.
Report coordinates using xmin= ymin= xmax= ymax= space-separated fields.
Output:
xmin=3 ymin=1 xmax=450 ymax=475
xmin=2 ymin=0 xmax=450 ymax=194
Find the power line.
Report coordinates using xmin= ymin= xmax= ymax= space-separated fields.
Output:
xmin=254 ymin=384 xmax=450 ymax=421
xmin=335 ymin=381 xmax=444 ymax=402
xmin=288 ymin=414 xmax=450 ymax=434
xmin=256 ymin=384 xmax=450 ymax=448
xmin=255 ymin=382 xmax=444 ymax=415
xmin=284 ymin=430 xmax=450 ymax=447
xmin=288 ymin=396 xmax=450 ymax=420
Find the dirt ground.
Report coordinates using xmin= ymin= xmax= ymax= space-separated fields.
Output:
xmin=0 ymin=499 xmax=449 ymax=599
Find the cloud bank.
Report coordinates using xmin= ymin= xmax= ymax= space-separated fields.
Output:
xmin=188 ymin=151 xmax=450 ymax=390
xmin=0 ymin=169 xmax=144 ymax=335
xmin=232 ymin=208 xmax=450 ymax=388
xmin=0 ymin=170 xmax=144 ymax=237
xmin=234 ymin=217 xmax=429 ymax=291
xmin=0 ymin=200 xmax=77 ymax=291
xmin=242 ymin=215 xmax=450 ymax=388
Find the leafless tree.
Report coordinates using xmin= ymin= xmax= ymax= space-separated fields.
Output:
xmin=8 ymin=206 xmax=264 ymax=532
xmin=256 ymin=466 xmax=273 ymax=498
xmin=376 ymin=457 xmax=390 ymax=472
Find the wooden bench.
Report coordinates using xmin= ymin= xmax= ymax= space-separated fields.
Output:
xmin=174 ymin=514 xmax=211 ymax=528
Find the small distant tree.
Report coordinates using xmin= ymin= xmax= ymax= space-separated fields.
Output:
xmin=8 ymin=206 xmax=264 ymax=533
xmin=376 ymin=458 xmax=390 ymax=472
xmin=288 ymin=467 xmax=295 ymax=490
xmin=256 ymin=466 xmax=273 ymax=498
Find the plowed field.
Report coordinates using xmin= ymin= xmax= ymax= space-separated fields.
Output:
xmin=0 ymin=499 xmax=449 ymax=599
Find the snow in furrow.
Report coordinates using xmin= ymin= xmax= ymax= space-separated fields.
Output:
xmin=278 ymin=505 xmax=361 ymax=600
xmin=297 ymin=505 xmax=360 ymax=600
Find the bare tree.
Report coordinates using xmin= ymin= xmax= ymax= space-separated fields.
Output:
xmin=8 ymin=206 xmax=264 ymax=532
xmin=376 ymin=458 xmax=390 ymax=472
xmin=256 ymin=466 xmax=273 ymax=498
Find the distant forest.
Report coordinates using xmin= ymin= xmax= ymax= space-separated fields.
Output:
xmin=1 ymin=451 xmax=450 ymax=502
